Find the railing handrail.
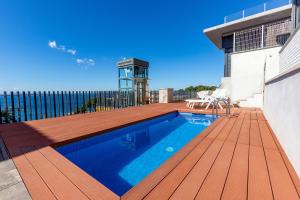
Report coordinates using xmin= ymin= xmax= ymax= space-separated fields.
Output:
xmin=0 ymin=89 xmax=200 ymax=124
xmin=224 ymin=0 xmax=292 ymax=23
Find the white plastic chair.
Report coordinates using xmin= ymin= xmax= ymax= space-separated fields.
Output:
xmin=185 ymin=91 xmax=209 ymax=109
xmin=204 ymin=89 xmax=227 ymax=110
xmin=186 ymin=89 xmax=227 ymax=110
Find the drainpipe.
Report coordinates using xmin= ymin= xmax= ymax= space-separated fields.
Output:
xmin=263 ymin=55 xmax=272 ymax=107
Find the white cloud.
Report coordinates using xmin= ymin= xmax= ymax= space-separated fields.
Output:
xmin=48 ymin=40 xmax=57 ymax=48
xmin=48 ymin=40 xmax=76 ymax=55
xmin=76 ymin=58 xmax=84 ymax=64
xmin=76 ymin=58 xmax=95 ymax=66
xmin=67 ymin=49 xmax=76 ymax=55
xmin=49 ymin=40 xmax=95 ymax=68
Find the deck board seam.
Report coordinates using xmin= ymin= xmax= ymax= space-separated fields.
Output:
xmin=256 ymin=111 xmax=275 ymax=200
xmin=166 ymin=117 xmax=236 ymax=200
xmin=220 ymin=111 xmax=246 ymax=200
xmin=38 ymin=146 xmax=93 ymax=200
xmin=22 ymin=148 xmax=59 ymax=200
xmin=265 ymin=120 xmax=300 ymax=198
xmin=247 ymin=112 xmax=251 ymax=200
xmin=162 ymin=118 xmax=232 ymax=200
xmin=193 ymin=117 xmax=238 ymax=200
xmin=142 ymin=118 xmax=230 ymax=200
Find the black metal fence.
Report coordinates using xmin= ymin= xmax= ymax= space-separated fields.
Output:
xmin=173 ymin=90 xmax=197 ymax=101
xmin=0 ymin=90 xmax=197 ymax=124
xmin=0 ymin=91 xmax=135 ymax=124
xmin=149 ymin=90 xmax=197 ymax=103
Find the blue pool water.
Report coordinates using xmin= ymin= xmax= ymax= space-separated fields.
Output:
xmin=56 ymin=112 xmax=218 ymax=195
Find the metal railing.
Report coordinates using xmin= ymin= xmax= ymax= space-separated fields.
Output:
xmin=0 ymin=90 xmax=135 ymax=124
xmin=149 ymin=90 xmax=197 ymax=104
xmin=0 ymin=90 xmax=208 ymax=124
xmin=233 ymin=18 xmax=292 ymax=52
xmin=224 ymin=0 xmax=292 ymax=23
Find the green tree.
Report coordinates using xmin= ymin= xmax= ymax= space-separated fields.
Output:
xmin=184 ymin=85 xmax=216 ymax=92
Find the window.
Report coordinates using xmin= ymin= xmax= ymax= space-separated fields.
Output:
xmin=119 ymin=66 xmax=133 ymax=78
xmin=233 ymin=18 xmax=292 ymax=52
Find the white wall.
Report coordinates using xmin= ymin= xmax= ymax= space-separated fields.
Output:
xmin=264 ymin=65 xmax=300 ymax=176
xmin=280 ymin=26 xmax=300 ymax=72
xmin=263 ymin=26 xmax=300 ymax=176
xmin=230 ymin=47 xmax=281 ymax=103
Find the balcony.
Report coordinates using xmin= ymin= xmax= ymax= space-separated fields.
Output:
xmin=224 ymin=0 xmax=292 ymax=23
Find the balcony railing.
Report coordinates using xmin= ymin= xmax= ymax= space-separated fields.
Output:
xmin=233 ymin=18 xmax=292 ymax=52
xmin=0 ymin=90 xmax=197 ymax=124
xmin=224 ymin=0 xmax=292 ymax=23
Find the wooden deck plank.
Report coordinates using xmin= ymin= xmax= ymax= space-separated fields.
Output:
xmin=237 ymin=119 xmax=250 ymax=145
xmin=221 ymin=143 xmax=249 ymax=200
xmin=244 ymin=111 xmax=251 ymax=120
xmin=222 ymin=113 xmax=250 ymax=200
xmin=257 ymin=111 xmax=266 ymax=121
xmin=248 ymin=145 xmax=273 ymax=200
xmin=206 ymin=117 xmax=232 ymax=140
xmin=169 ymin=139 xmax=224 ymax=200
xmin=142 ymin=118 xmax=231 ymax=200
xmin=258 ymin=120 xmax=277 ymax=150
xmin=195 ymin=141 xmax=236 ymax=200
xmin=39 ymin=146 xmax=119 ymax=200
xmin=249 ymin=120 xmax=262 ymax=147
xmin=23 ymin=147 xmax=89 ymax=200
xmin=227 ymin=118 xmax=244 ymax=143
xmin=0 ymin=104 xmax=299 ymax=200
xmin=266 ymin=122 xmax=300 ymax=196
xmin=195 ymin=115 xmax=244 ymax=200
xmin=169 ymin=117 xmax=236 ymax=200
xmin=11 ymin=151 xmax=57 ymax=200
xmin=122 ymin=117 xmax=226 ymax=200
xmin=250 ymin=111 xmax=257 ymax=120
xmin=264 ymin=149 xmax=299 ymax=200
xmin=143 ymin=138 xmax=213 ymax=200
xmin=215 ymin=118 xmax=236 ymax=141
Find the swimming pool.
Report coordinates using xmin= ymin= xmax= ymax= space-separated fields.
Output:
xmin=56 ymin=112 xmax=218 ymax=195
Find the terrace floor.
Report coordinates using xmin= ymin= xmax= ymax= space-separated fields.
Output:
xmin=0 ymin=103 xmax=299 ymax=200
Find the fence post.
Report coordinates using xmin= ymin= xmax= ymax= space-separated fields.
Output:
xmin=0 ymin=97 xmax=2 ymax=124
xmin=53 ymin=91 xmax=57 ymax=117
xmin=3 ymin=92 xmax=8 ymax=123
xmin=101 ymin=91 xmax=104 ymax=109
xmin=23 ymin=91 xmax=27 ymax=121
xmin=261 ymin=24 xmax=264 ymax=48
xmin=11 ymin=91 xmax=16 ymax=122
xmin=48 ymin=91 xmax=52 ymax=118
xmin=75 ymin=91 xmax=78 ymax=113
xmin=61 ymin=91 xmax=65 ymax=116
xmin=17 ymin=91 xmax=21 ymax=122
xmin=97 ymin=91 xmax=100 ymax=111
xmin=72 ymin=91 xmax=76 ymax=114
xmin=43 ymin=91 xmax=48 ymax=119
xmin=38 ymin=91 xmax=43 ymax=119
xmin=88 ymin=91 xmax=91 ymax=112
xmin=33 ymin=91 xmax=38 ymax=120
xmin=104 ymin=91 xmax=107 ymax=110
xmin=28 ymin=91 xmax=32 ymax=120
xmin=69 ymin=91 xmax=72 ymax=115
xmin=82 ymin=91 xmax=85 ymax=113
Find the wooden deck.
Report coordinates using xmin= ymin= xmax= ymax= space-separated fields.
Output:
xmin=0 ymin=103 xmax=299 ymax=200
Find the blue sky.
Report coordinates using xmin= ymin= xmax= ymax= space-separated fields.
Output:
xmin=0 ymin=0 xmax=265 ymax=92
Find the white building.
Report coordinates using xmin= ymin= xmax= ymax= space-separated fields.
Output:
xmin=204 ymin=0 xmax=295 ymax=107
xmin=205 ymin=0 xmax=300 ymax=176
